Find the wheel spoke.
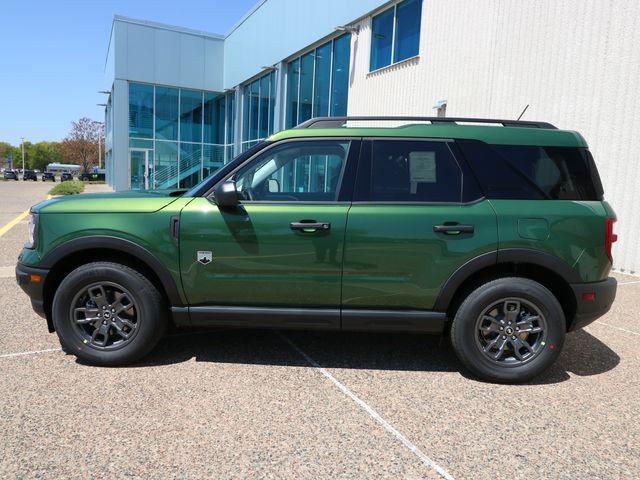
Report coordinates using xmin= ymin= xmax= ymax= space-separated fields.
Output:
xmin=88 ymin=285 xmax=109 ymax=308
xmin=111 ymin=317 xmax=134 ymax=340
xmin=492 ymin=337 xmax=508 ymax=360
xmin=74 ymin=307 xmax=100 ymax=325
xmin=112 ymin=294 xmax=134 ymax=315
xmin=503 ymin=300 xmax=521 ymax=323
xmin=91 ymin=323 xmax=110 ymax=347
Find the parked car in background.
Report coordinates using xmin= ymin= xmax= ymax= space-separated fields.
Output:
xmin=23 ymin=170 xmax=38 ymax=181
xmin=3 ymin=170 xmax=19 ymax=181
xmin=61 ymin=172 xmax=74 ymax=182
xmin=42 ymin=172 xmax=56 ymax=182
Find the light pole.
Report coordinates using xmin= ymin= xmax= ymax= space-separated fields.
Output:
xmin=20 ymin=137 xmax=25 ymax=172
xmin=98 ymin=130 xmax=102 ymax=169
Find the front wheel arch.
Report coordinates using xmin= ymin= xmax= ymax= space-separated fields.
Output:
xmin=42 ymin=242 xmax=182 ymax=331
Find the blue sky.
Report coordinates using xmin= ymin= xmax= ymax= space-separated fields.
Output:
xmin=0 ymin=0 xmax=257 ymax=146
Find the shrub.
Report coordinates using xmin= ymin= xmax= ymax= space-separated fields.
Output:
xmin=49 ymin=180 xmax=85 ymax=196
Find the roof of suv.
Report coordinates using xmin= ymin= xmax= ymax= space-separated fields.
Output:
xmin=268 ymin=121 xmax=587 ymax=148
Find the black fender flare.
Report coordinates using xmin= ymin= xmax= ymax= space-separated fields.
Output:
xmin=40 ymin=235 xmax=184 ymax=306
xmin=433 ymin=248 xmax=582 ymax=311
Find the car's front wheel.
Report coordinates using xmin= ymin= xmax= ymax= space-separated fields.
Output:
xmin=450 ymin=277 xmax=565 ymax=383
xmin=52 ymin=262 xmax=167 ymax=366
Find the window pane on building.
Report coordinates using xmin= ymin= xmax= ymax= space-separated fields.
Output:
xmin=313 ymin=42 xmax=332 ymax=117
xmin=179 ymin=142 xmax=202 ymax=188
xmin=203 ymin=144 xmax=225 ymax=178
xmin=250 ymin=80 xmax=260 ymax=142
xmin=226 ymin=94 xmax=235 ymax=148
xmin=259 ymin=74 xmax=270 ymax=139
xmin=155 ymin=87 xmax=179 ymax=141
xmin=331 ymin=34 xmax=351 ymax=116
xmin=370 ymin=8 xmax=394 ymax=70
xmin=286 ymin=59 xmax=300 ymax=128
xmin=242 ymin=85 xmax=250 ymax=143
xmin=129 ymin=83 xmax=154 ymax=138
xmin=268 ymin=71 xmax=276 ymax=135
xmin=180 ymin=90 xmax=203 ymax=143
xmin=394 ymin=0 xmax=422 ymax=62
xmin=204 ymin=93 xmax=222 ymax=144
xmin=299 ymin=52 xmax=314 ymax=123
xmin=153 ymin=141 xmax=179 ymax=189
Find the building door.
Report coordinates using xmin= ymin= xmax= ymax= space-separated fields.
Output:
xmin=178 ymin=139 xmax=359 ymax=323
xmin=130 ymin=148 xmax=151 ymax=190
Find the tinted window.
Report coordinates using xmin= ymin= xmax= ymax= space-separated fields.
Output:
xmin=365 ymin=140 xmax=462 ymax=202
xmin=457 ymin=140 xmax=544 ymax=199
xmin=492 ymin=145 xmax=601 ymax=200
xmin=234 ymin=141 xmax=350 ymax=202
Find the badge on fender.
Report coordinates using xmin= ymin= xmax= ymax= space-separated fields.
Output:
xmin=197 ymin=251 xmax=213 ymax=265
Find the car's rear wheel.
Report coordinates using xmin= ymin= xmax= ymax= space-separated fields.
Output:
xmin=450 ymin=277 xmax=565 ymax=383
xmin=52 ymin=262 xmax=167 ymax=366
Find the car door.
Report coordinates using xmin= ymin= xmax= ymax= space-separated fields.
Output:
xmin=179 ymin=138 xmax=360 ymax=328
xmin=341 ymin=138 xmax=498 ymax=326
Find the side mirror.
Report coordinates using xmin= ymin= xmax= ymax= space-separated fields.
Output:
xmin=213 ymin=180 xmax=239 ymax=208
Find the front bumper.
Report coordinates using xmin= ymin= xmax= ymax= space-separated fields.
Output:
xmin=15 ymin=263 xmax=49 ymax=321
xmin=568 ymin=277 xmax=617 ymax=331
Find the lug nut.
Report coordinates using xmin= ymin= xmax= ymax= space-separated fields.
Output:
xmin=515 ymin=327 xmax=520 ymax=331
xmin=499 ymin=327 xmax=504 ymax=331
xmin=512 ymin=335 xmax=516 ymax=339
xmin=502 ymin=335 xmax=507 ymax=339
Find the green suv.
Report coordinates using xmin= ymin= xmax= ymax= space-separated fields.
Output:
xmin=16 ymin=117 xmax=618 ymax=383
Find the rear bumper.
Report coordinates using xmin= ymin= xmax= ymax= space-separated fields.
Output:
xmin=15 ymin=263 xmax=49 ymax=320
xmin=568 ymin=277 xmax=617 ymax=331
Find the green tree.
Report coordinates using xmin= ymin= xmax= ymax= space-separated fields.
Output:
xmin=31 ymin=142 xmax=63 ymax=171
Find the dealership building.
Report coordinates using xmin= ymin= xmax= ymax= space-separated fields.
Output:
xmin=102 ymin=0 xmax=640 ymax=273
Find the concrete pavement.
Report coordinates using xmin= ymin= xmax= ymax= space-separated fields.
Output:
xmin=0 ymin=180 xmax=638 ymax=479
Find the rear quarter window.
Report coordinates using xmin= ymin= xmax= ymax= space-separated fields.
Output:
xmin=457 ymin=140 xmax=603 ymax=201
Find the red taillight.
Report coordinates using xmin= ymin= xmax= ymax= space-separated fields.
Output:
xmin=605 ymin=218 xmax=618 ymax=264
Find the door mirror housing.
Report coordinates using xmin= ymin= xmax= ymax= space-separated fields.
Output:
xmin=213 ymin=180 xmax=239 ymax=208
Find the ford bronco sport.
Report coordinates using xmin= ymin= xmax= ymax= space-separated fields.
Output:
xmin=15 ymin=117 xmax=617 ymax=383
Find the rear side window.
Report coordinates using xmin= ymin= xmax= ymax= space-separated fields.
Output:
xmin=457 ymin=140 xmax=603 ymax=200
xmin=358 ymin=140 xmax=462 ymax=202
xmin=492 ymin=145 xmax=601 ymax=200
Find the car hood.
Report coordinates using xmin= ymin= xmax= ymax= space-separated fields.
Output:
xmin=33 ymin=190 xmax=187 ymax=214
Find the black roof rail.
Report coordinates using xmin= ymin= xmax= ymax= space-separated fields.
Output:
xmin=295 ymin=116 xmax=557 ymax=130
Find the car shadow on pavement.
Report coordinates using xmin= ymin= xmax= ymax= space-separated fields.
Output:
xmin=131 ymin=327 xmax=619 ymax=385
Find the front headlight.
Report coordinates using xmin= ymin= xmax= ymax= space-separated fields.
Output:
xmin=25 ymin=212 xmax=38 ymax=249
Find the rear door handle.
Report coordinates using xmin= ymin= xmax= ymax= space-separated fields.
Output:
xmin=290 ymin=221 xmax=331 ymax=232
xmin=433 ymin=224 xmax=474 ymax=234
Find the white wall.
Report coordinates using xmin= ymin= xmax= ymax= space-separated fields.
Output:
xmin=348 ymin=0 xmax=640 ymax=274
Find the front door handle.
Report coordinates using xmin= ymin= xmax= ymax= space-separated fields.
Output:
xmin=433 ymin=224 xmax=474 ymax=234
xmin=290 ymin=221 xmax=331 ymax=232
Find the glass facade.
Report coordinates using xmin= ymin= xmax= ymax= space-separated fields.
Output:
xmin=241 ymin=71 xmax=276 ymax=151
xmin=370 ymin=0 xmax=422 ymax=71
xmin=128 ymin=82 xmax=235 ymax=190
xmin=285 ymin=33 xmax=351 ymax=128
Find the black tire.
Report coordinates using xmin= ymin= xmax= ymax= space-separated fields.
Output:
xmin=52 ymin=262 xmax=167 ymax=366
xmin=450 ymin=277 xmax=565 ymax=383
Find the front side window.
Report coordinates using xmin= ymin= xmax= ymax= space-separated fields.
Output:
xmin=363 ymin=140 xmax=462 ymax=202
xmin=370 ymin=0 xmax=423 ymax=71
xmin=233 ymin=141 xmax=350 ymax=202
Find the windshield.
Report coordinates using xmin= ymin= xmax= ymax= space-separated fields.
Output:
xmin=185 ymin=142 xmax=269 ymax=197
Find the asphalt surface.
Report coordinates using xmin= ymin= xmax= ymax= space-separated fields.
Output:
xmin=1 ymin=181 xmax=639 ymax=479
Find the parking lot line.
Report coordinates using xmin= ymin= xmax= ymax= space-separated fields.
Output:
xmin=0 ymin=347 xmax=62 ymax=359
xmin=618 ymin=280 xmax=640 ymax=285
xmin=279 ymin=333 xmax=454 ymax=480
xmin=0 ymin=209 xmax=30 ymax=238
xmin=594 ymin=321 xmax=640 ymax=336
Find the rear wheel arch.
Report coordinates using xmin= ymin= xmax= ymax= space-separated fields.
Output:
xmin=437 ymin=249 xmax=578 ymax=330
xmin=41 ymin=237 xmax=183 ymax=329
